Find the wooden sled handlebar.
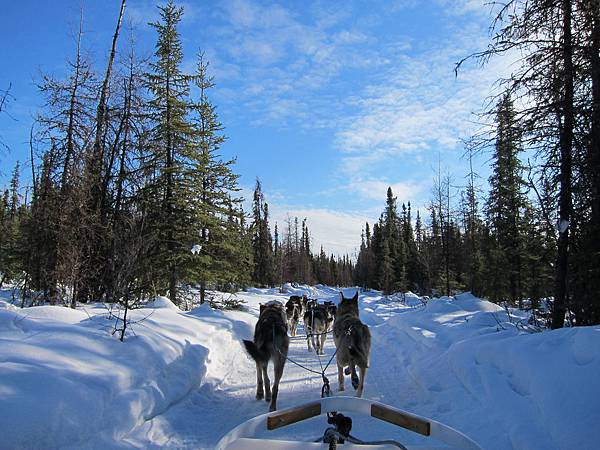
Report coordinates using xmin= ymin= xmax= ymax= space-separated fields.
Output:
xmin=267 ymin=399 xmax=430 ymax=436
xmin=371 ymin=403 xmax=431 ymax=436
xmin=267 ymin=402 xmax=322 ymax=430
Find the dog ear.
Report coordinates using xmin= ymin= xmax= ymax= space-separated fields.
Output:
xmin=259 ymin=304 xmax=265 ymax=314
xmin=340 ymin=292 xmax=344 ymax=301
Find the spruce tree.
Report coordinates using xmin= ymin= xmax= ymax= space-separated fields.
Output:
xmin=485 ymin=94 xmax=528 ymax=306
xmin=187 ymin=52 xmax=247 ymax=301
xmin=251 ymin=178 xmax=275 ymax=286
xmin=143 ymin=1 xmax=197 ymax=304
xmin=0 ymin=164 xmax=24 ymax=287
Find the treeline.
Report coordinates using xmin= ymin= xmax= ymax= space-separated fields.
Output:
xmin=353 ymin=98 xmax=553 ymax=310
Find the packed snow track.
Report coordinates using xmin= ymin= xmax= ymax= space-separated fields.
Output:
xmin=0 ymin=285 xmax=598 ymax=449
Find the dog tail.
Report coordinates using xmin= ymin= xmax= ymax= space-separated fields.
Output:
xmin=348 ymin=346 xmax=368 ymax=365
xmin=242 ymin=339 xmax=268 ymax=364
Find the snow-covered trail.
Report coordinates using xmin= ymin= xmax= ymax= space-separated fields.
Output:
xmin=124 ymin=288 xmax=600 ymax=450
xmin=3 ymin=286 xmax=598 ymax=449
xmin=125 ymin=289 xmax=348 ymax=449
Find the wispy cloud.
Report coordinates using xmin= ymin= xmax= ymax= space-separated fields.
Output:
xmin=436 ymin=0 xmax=495 ymax=17
xmin=334 ymin=28 xmax=516 ymax=179
xmin=210 ymin=0 xmax=389 ymax=125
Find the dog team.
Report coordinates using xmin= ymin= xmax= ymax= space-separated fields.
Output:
xmin=242 ymin=291 xmax=371 ymax=411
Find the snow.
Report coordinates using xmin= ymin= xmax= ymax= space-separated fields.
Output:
xmin=557 ymin=219 xmax=570 ymax=233
xmin=0 ymin=286 xmax=598 ymax=449
xmin=146 ymin=295 xmax=181 ymax=310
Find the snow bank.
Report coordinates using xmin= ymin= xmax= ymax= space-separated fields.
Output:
xmin=0 ymin=302 xmax=208 ymax=449
xmin=146 ymin=295 xmax=181 ymax=310
xmin=369 ymin=293 xmax=600 ymax=450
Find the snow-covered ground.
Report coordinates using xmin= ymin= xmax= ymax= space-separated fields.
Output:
xmin=1 ymin=286 xmax=598 ymax=449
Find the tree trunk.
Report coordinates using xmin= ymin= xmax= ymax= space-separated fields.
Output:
xmin=165 ymin=71 xmax=177 ymax=304
xmin=587 ymin=0 xmax=600 ymax=323
xmin=61 ymin=13 xmax=83 ymax=191
xmin=552 ymin=0 xmax=574 ymax=329
xmin=94 ymin=0 xmax=126 ymax=214
xmin=120 ymin=293 xmax=129 ymax=342
xmin=591 ymin=1 xmax=600 ymax=226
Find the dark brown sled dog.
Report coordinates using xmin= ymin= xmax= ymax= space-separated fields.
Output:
xmin=243 ymin=301 xmax=289 ymax=411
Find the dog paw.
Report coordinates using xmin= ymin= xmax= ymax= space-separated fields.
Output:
xmin=256 ymin=393 xmax=264 ymax=400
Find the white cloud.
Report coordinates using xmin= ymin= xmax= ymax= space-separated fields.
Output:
xmin=270 ymin=206 xmax=375 ymax=257
xmin=241 ymin=181 xmax=377 ymax=256
xmin=344 ymin=179 xmax=425 ymax=202
xmin=258 ymin=177 xmax=423 ymax=256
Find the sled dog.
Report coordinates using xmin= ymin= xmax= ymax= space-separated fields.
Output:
xmin=304 ymin=302 xmax=330 ymax=354
xmin=301 ymin=294 xmax=313 ymax=311
xmin=285 ymin=296 xmax=303 ymax=337
xmin=243 ymin=301 xmax=289 ymax=411
xmin=322 ymin=301 xmax=337 ymax=331
xmin=333 ymin=292 xmax=371 ymax=397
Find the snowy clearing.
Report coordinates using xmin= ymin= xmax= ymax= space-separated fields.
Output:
xmin=1 ymin=286 xmax=598 ymax=449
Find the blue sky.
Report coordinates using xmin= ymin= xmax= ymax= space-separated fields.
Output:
xmin=0 ymin=0 xmax=511 ymax=256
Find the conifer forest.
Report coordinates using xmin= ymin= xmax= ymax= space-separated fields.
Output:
xmin=1 ymin=0 xmax=600 ymax=330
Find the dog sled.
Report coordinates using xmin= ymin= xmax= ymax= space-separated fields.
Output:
xmin=217 ymin=396 xmax=482 ymax=450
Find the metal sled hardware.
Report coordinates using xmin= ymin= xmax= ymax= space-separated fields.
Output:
xmin=217 ymin=396 xmax=482 ymax=450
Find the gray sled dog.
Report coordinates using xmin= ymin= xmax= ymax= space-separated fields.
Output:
xmin=243 ymin=301 xmax=289 ymax=411
xmin=285 ymin=295 xmax=303 ymax=337
xmin=304 ymin=302 xmax=330 ymax=354
xmin=322 ymin=301 xmax=337 ymax=331
xmin=333 ymin=292 xmax=371 ymax=397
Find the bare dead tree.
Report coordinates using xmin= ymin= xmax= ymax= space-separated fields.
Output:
xmin=0 ymin=82 xmax=12 ymax=114
xmin=0 ymin=83 xmax=14 ymax=152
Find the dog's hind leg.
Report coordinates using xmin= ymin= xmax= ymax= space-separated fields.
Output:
xmin=350 ymin=361 xmax=359 ymax=390
xmin=337 ymin=362 xmax=345 ymax=392
xmin=255 ymin=362 xmax=264 ymax=400
xmin=356 ymin=366 xmax=368 ymax=398
xmin=319 ymin=332 xmax=326 ymax=355
xmin=262 ymin=363 xmax=271 ymax=403
xmin=270 ymin=354 xmax=285 ymax=412
xmin=306 ymin=331 xmax=313 ymax=352
xmin=311 ymin=334 xmax=319 ymax=354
